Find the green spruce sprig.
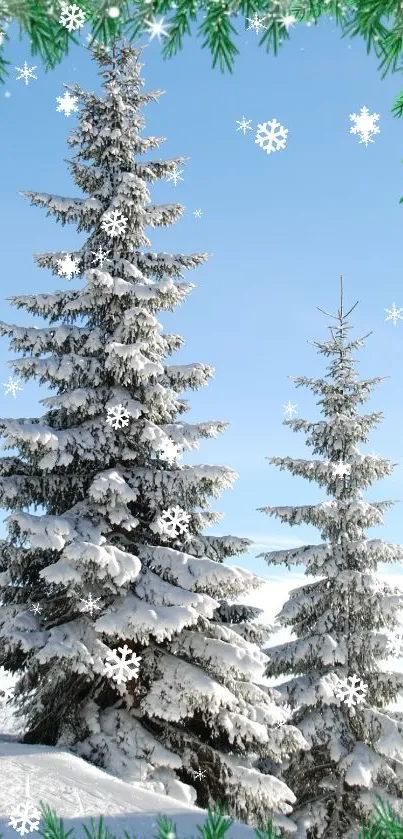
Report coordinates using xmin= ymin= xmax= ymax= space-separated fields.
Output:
xmin=2 ymin=0 xmax=403 ymax=117
xmin=37 ymin=800 xmax=75 ymax=839
xmin=195 ymin=803 xmax=233 ymax=839
xmin=354 ymin=795 xmax=403 ymax=839
xmin=12 ymin=794 xmax=403 ymax=839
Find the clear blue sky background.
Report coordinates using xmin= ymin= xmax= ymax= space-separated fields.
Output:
xmin=2 ymin=12 xmax=403 ymax=585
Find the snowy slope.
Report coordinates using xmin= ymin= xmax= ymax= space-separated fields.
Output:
xmin=0 ymin=673 xmax=255 ymax=839
xmin=0 ymin=735 xmax=259 ymax=839
xmin=0 ymin=739 xmax=254 ymax=839
xmin=3 ymin=571 xmax=403 ymax=839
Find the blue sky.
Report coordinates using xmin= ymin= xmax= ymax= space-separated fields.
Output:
xmin=2 ymin=12 xmax=403 ymax=586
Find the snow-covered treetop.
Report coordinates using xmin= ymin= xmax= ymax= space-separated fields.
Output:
xmin=259 ymin=282 xmax=398 ymax=548
xmin=258 ymin=281 xmax=403 ymax=837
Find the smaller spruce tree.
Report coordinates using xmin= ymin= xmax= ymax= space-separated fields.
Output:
xmin=258 ymin=280 xmax=403 ymax=839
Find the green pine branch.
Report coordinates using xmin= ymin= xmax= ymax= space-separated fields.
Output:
xmin=30 ymin=795 xmax=403 ymax=839
xmin=2 ymin=0 xmax=403 ymax=118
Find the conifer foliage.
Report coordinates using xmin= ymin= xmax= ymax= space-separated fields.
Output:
xmin=259 ymin=282 xmax=403 ymax=838
xmin=0 ymin=40 xmax=307 ymax=832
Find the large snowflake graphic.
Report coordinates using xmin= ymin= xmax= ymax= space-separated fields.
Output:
xmin=349 ymin=106 xmax=380 ymax=147
xmin=15 ymin=61 xmax=37 ymax=86
xmin=334 ymin=674 xmax=368 ymax=708
xmin=246 ymin=12 xmax=267 ymax=32
xmin=166 ymin=166 xmax=184 ymax=186
xmin=29 ymin=603 xmax=42 ymax=615
xmin=385 ymin=302 xmax=403 ymax=326
xmin=56 ymin=91 xmax=79 ymax=117
xmin=59 ymin=3 xmax=86 ymax=31
xmin=2 ymin=376 xmax=23 ymax=398
xmin=8 ymin=802 xmax=41 ymax=836
xmin=79 ymin=593 xmax=101 ymax=616
xmin=56 ymin=252 xmax=81 ymax=279
xmin=101 ymin=209 xmax=128 ymax=238
xmin=104 ymin=644 xmax=142 ymax=684
xmin=158 ymin=506 xmax=191 ymax=538
xmin=91 ymin=246 xmax=111 ymax=269
xmin=106 ymin=404 xmax=131 ymax=429
xmin=255 ymin=118 xmax=288 ymax=154
xmin=283 ymin=400 xmax=298 ymax=419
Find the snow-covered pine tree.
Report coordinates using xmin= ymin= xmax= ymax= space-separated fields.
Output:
xmin=0 ymin=39 xmax=308 ymax=832
xmin=258 ymin=280 xmax=403 ymax=838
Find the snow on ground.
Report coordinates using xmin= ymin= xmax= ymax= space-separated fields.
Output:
xmin=0 ymin=738 xmax=257 ymax=839
xmin=0 ymin=671 xmax=255 ymax=839
xmin=2 ymin=568 xmax=403 ymax=838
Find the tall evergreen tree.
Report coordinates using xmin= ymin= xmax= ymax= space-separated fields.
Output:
xmin=258 ymin=282 xmax=403 ymax=838
xmin=0 ymin=39 xmax=307 ymax=832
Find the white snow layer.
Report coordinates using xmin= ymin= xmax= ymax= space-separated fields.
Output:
xmin=0 ymin=739 xmax=256 ymax=839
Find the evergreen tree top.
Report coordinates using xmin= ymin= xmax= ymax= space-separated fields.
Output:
xmin=0 ymin=37 xmax=307 ymax=831
xmin=258 ymin=280 xmax=403 ymax=837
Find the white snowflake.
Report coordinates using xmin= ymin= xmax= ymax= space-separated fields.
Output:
xmin=236 ymin=116 xmax=253 ymax=134
xmin=79 ymin=593 xmax=102 ymax=616
xmin=91 ymin=246 xmax=111 ymax=268
xmin=156 ymin=439 xmax=183 ymax=465
xmin=166 ymin=166 xmax=184 ymax=186
xmin=29 ymin=603 xmax=42 ymax=615
xmin=104 ymin=644 xmax=142 ymax=684
xmin=332 ymin=460 xmax=351 ymax=478
xmin=59 ymin=3 xmax=86 ymax=31
xmin=334 ymin=674 xmax=368 ymax=708
xmin=2 ymin=376 xmax=23 ymax=398
xmin=255 ymin=118 xmax=288 ymax=154
xmin=159 ymin=506 xmax=191 ymax=538
xmin=144 ymin=16 xmax=169 ymax=41
xmin=107 ymin=6 xmax=120 ymax=17
xmin=283 ymin=400 xmax=298 ymax=418
xmin=106 ymin=404 xmax=131 ymax=430
xmin=193 ymin=209 xmax=203 ymax=219
xmin=56 ymin=253 xmax=81 ymax=279
xmin=246 ymin=12 xmax=267 ymax=32
xmin=101 ymin=209 xmax=128 ymax=238
xmin=385 ymin=302 xmax=403 ymax=326
xmin=349 ymin=106 xmax=380 ymax=147
xmin=8 ymin=802 xmax=41 ymax=836
xmin=56 ymin=90 xmax=79 ymax=117
xmin=15 ymin=61 xmax=37 ymax=86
